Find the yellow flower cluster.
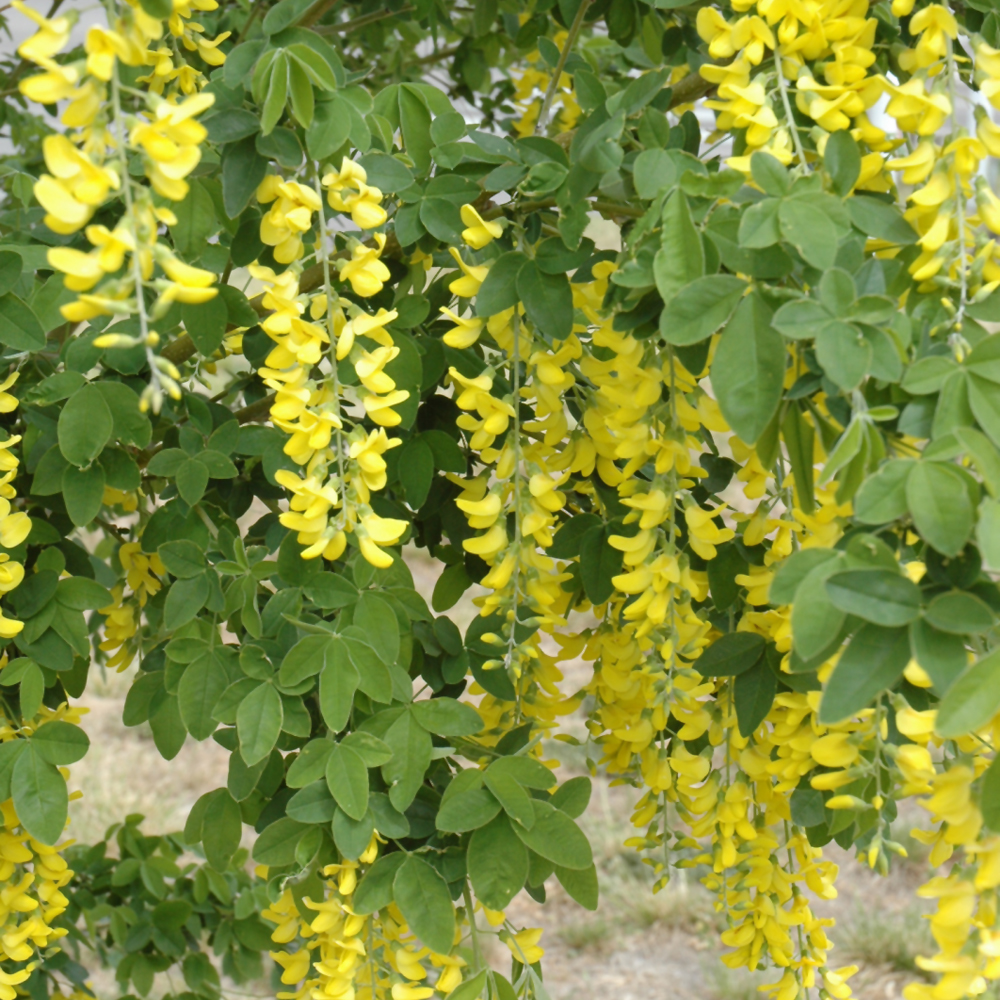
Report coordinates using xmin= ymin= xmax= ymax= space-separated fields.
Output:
xmin=15 ymin=1 xmax=220 ymax=413
xmin=0 ymin=704 xmax=86 ymax=997
xmin=262 ymin=846 xmax=465 ymax=1000
xmin=0 ymin=377 xmax=31 ymax=641
xmin=97 ymin=542 xmax=165 ymax=672
xmin=249 ymin=170 xmax=409 ymax=569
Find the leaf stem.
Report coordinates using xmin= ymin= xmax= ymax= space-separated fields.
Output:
xmin=534 ymin=0 xmax=593 ymax=135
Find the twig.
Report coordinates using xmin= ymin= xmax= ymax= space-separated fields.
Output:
xmin=235 ymin=393 xmax=275 ymax=424
xmin=294 ymin=0 xmax=342 ymax=29
xmin=402 ymin=44 xmax=463 ymax=69
xmin=235 ymin=0 xmax=267 ymax=43
xmin=315 ymin=5 xmax=416 ymax=35
xmin=535 ymin=0 xmax=593 ymax=134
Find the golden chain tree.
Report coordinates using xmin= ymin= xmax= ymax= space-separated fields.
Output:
xmin=0 ymin=0 xmax=999 ymax=999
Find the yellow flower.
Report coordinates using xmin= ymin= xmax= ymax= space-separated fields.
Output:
xmin=339 ymin=234 xmax=391 ymax=297
xmin=460 ymin=204 xmax=502 ymax=249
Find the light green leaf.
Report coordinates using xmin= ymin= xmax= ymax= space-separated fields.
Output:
xmin=712 ymin=293 xmax=784 ymax=445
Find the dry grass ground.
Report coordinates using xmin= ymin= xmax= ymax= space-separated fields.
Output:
xmin=65 ymin=550 xmax=941 ymax=1000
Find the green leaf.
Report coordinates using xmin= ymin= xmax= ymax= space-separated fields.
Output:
xmin=847 ymin=195 xmax=918 ymax=244
xmin=0 ymin=293 xmax=45 ymax=351
xmin=909 ymin=618 xmax=967 ymax=694
xmin=782 ymin=404 xmax=815 ymax=513
xmin=203 ymin=789 xmax=243 ymax=870
xmin=979 ymin=497 xmax=1000 ymax=571
xmin=734 ymin=658 xmax=778 ymax=737
xmin=555 ymin=864 xmax=599 ymax=911
xmin=222 ymin=136 xmax=269 ymax=219
xmin=818 ymin=623 xmax=910 ymax=724
xmin=261 ymin=52 xmax=289 ymax=135
xmin=381 ymin=710 xmax=432 ymax=811
xmin=139 ymin=0 xmax=173 ymax=16
xmin=171 ymin=180 xmax=217 ymax=257
xmin=444 ymin=971 xmax=489 ymax=1000
xmin=353 ymin=592 xmax=400 ymax=666
xmin=0 ymin=741 xmax=26 ymax=801
xmin=251 ymin=816 xmax=307 ymax=866
xmin=474 ymin=251 xmax=526 ymax=318
xmin=178 ymin=652 xmax=227 ymax=741
xmin=694 ymin=632 xmax=766 ymax=676
xmin=935 ymin=646 xmax=1000 ymax=737
xmin=824 ymin=570 xmax=921 ymax=626
xmin=0 ymin=252 xmax=23 ymax=298
xmin=924 ymin=590 xmax=997 ymax=634
xmin=513 ymin=800 xmax=592 ymax=870
xmin=815 ymin=320 xmax=870 ymax=391
xmin=326 ymin=744 xmax=369 ymax=821
xmin=410 ymin=698 xmax=482 ymax=736
xmin=791 ymin=560 xmax=847 ymax=660
xmin=30 ymin=721 xmax=89 ymax=764
xmin=907 ymin=462 xmax=973 ymax=557
xmin=398 ymin=85 xmax=434 ymax=174
xmin=854 ymin=460 xmax=915 ymax=524
xmin=653 ymin=191 xmax=704 ymax=305
xmin=348 ymin=852 xmax=404 ymax=915
xmin=468 ymin=813 xmax=529 ymax=910
xmin=903 ymin=355 xmax=957 ymax=395
xmin=549 ymin=514 xmax=603 ymax=559
xmin=12 ymin=746 xmax=67 ymax=845
xmin=182 ymin=295 xmax=228 ymax=356
xmin=483 ymin=768 xmax=535 ymax=829
xmin=550 ymin=776 xmax=591 ymax=817
xmin=397 ymin=438 xmax=434 ymax=509
xmin=632 ymin=148 xmax=680 ymax=199
xmin=280 ymin=634 xmax=335 ymax=686
xmin=824 ymin=130 xmax=861 ymax=195
xmin=769 ymin=549 xmax=840 ymax=604
xmin=319 ymin=641 xmax=359 ymax=733
xmin=750 ymin=152 xmax=790 ymax=197
xmin=393 ymin=856 xmax=456 ymax=954
xmin=61 ymin=463 xmax=105 ymax=527
xmin=968 ymin=372 xmax=1000 ymax=448
xmin=955 ymin=427 xmax=1000 ymax=498
xmin=516 ymin=261 xmax=572 ymax=342
xmin=779 ymin=195 xmax=838 ymax=269
xmin=59 ymin=385 xmax=113 ymax=467
xmin=771 ymin=298 xmax=832 ymax=339
xmin=982 ymin=755 xmax=1000 ymax=832
xmin=436 ymin=784 xmax=502 ymax=833
xmin=56 ymin=576 xmax=111 ymax=613
xmin=176 ymin=458 xmax=210 ymax=506
xmin=158 ymin=540 xmax=206 ymax=579
xmin=163 ymin=573 xmax=210 ymax=630
xmin=341 ymin=731 xmax=392 ymax=767
xmin=237 ymin=682 xmax=283 ymax=766
xmin=287 ymin=58 xmax=314 ymax=127
xmin=579 ymin=524 xmax=622 ymax=605
xmin=304 ymin=573 xmax=360 ymax=609
xmin=738 ymin=197 xmax=781 ymax=248
xmin=712 ymin=293 xmax=784 ymax=445
xmin=658 ymin=275 xmax=745 ymax=346
xmin=149 ymin=694 xmax=187 ymax=760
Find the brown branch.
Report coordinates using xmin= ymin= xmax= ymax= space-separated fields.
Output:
xmin=236 ymin=393 xmax=276 ymax=424
xmin=668 ymin=70 xmax=714 ymax=108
